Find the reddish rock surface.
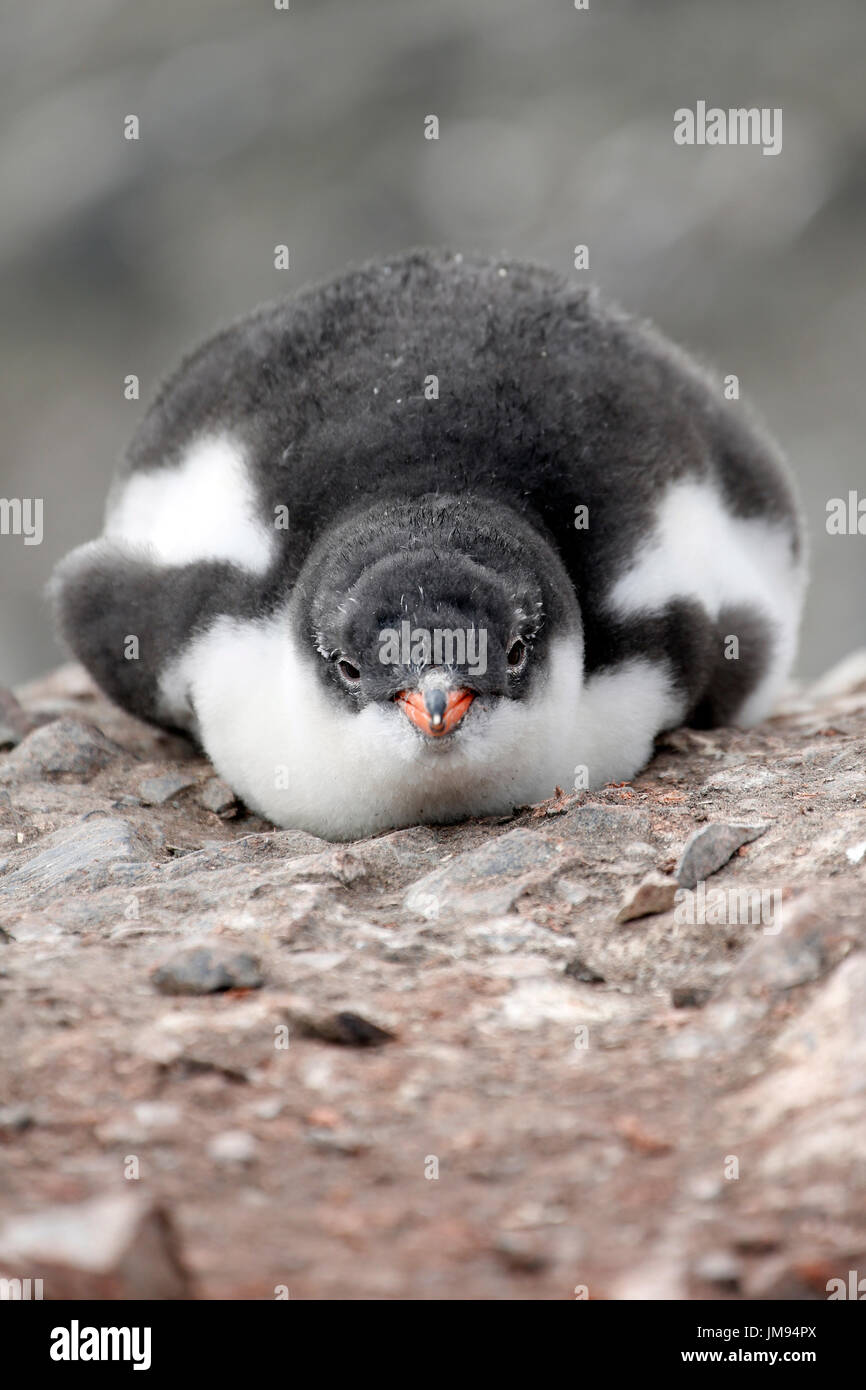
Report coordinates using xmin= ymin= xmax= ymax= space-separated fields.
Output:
xmin=1 ymin=659 xmax=865 ymax=1300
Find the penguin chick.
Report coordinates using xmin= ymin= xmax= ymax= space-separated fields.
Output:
xmin=52 ymin=249 xmax=806 ymax=840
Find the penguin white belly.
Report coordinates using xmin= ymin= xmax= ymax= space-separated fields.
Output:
xmin=162 ymin=616 xmax=585 ymax=841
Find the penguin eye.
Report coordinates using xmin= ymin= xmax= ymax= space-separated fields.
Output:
xmin=506 ymin=638 xmax=527 ymax=672
xmin=337 ymin=658 xmax=361 ymax=685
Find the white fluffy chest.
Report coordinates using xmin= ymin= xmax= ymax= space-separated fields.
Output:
xmin=161 ymin=615 xmax=586 ymax=839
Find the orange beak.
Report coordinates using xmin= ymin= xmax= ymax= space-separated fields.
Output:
xmin=396 ymin=687 xmax=475 ymax=738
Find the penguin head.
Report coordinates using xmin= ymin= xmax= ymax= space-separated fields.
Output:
xmin=313 ymin=554 xmax=538 ymax=739
xmin=297 ymin=495 xmax=574 ymax=752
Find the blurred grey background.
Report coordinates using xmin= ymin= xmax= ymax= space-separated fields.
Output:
xmin=1 ymin=0 xmax=864 ymax=686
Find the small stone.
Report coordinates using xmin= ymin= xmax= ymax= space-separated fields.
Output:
xmin=197 ymin=777 xmax=238 ymax=816
xmin=616 ymin=871 xmax=678 ymax=923
xmin=693 ymin=1250 xmax=742 ymax=1290
xmin=555 ymin=802 xmax=653 ymax=845
xmin=207 ymin=1130 xmax=257 ymax=1164
xmin=0 ymin=1104 xmax=33 ymax=1132
xmin=0 ymin=716 xmax=125 ymax=783
xmin=676 ymin=821 xmax=770 ymax=889
xmin=671 ymin=985 xmax=712 ymax=1008
xmin=152 ymin=943 xmax=264 ymax=995
xmin=306 ymin=1127 xmax=368 ymax=1155
xmin=0 ymin=816 xmax=158 ymax=902
xmin=306 ymin=1106 xmax=341 ymax=1128
xmin=132 ymin=1101 xmax=182 ymax=1130
xmin=404 ymin=828 xmax=562 ymax=920
xmin=138 ymin=774 xmax=197 ymax=805
xmin=252 ymin=1097 xmax=285 ymax=1121
xmin=732 ymin=1231 xmax=781 ymax=1256
xmin=494 ymin=1232 xmax=549 ymax=1273
xmin=615 ymin=1114 xmax=673 ymax=1155
xmin=295 ymin=1009 xmax=395 ymax=1047
xmin=564 ymin=957 xmax=605 ymax=983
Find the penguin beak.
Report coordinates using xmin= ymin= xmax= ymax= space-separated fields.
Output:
xmin=396 ymin=686 xmax=475 ymax=737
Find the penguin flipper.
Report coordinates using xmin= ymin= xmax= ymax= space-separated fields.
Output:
xmin=50 ymin=539 xmax=257 ymax=734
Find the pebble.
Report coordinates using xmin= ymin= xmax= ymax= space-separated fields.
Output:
xmin=197 ymin=777 xmax=238 ymax=816
xmin=616 ymin=871 xmax=678 ymax=922
xmin=0 ymin=1103 xmax=33 ymax=1132
xmin=207 ymin=1130 xmax=258 ymax=1164
xmin=671 ymin=985 xmax=712 ymax=1008
xmin=676 ymin=821 xmax=770 ymax=889
xmin=306 ymin=1127 xmax=368 ymax=1155
xmin=692 ymin=1250 xmax=742 ymax=1290
xmin=554 ymin=802 xmax=653 ymax=848
xmin=291 ymin=1008 xmax=395 ymax=1047
xmin=138 ymin=774 xmax=198 ymax=805
xmin=563 ymin=957 xmax=605 ymax=983
xmin=494 ymin=1232 xmax=549 ymax=1273
xmin=404 ymin=828 xmax=561 ymax=920
xmin=0 ymin=816 xmax=157 ymax=900
xmin=152 ymin=943 xmax=265 ymax=995
xmin=252 ymin=1097 xmax=285 ymax=1121
xmin=0 ymin=716 xmax=124 ymax=783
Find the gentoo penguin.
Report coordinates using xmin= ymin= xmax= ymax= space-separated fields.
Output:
xmin=52 ymin=249 xmax=806 ymax=841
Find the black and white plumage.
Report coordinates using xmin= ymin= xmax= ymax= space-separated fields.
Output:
xmin=53 ymin=249 xmax=806 ymax=840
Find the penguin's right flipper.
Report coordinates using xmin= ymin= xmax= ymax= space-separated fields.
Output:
xmin=49 ymin=540 xmax=258 ymax=734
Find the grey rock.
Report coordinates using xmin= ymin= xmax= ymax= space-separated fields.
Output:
xmin=197 ymin=777 xmax=238 ymax=816
xmin=722 ymin=890 xmax=857 ymax=1003
xmin=552 ymin=802 xmax=653 ymax=849
xmin=676 ymin=821 xmax=770 ymax=889
xmin=343 ymin=825 xmax=445 ymax=884
xmin=284 ymin=1003 xmax=395 ymax=1047
xmin=152 ymin=943 xmax=265 ymax=995
xmin=564 ymin=957 xmax=605 ymax=983
xmin=494 ymin=1232 xmax=550 ymax=1273
xmin=138 ymin=773 xmax=198 ymax=805
xmin=404 ymin=828 xmax=562 ymax=920
xmin=671 ymin=985 xmax=712 ymax=1008
xmin=692 ymin=1250 xmax=742 ymax=1290
xmin=0 ymin=1104 xmax=33 ymax=1132
xmin=207 ymin=1130 xmax=258 ymax=1164
xmin=0 ymin=816 xmax=158 ymax=900
xmin=307 ymin=1127 xmax=368 ymax=1155
xmin=0 ymin=717 xmax=125 ymax=783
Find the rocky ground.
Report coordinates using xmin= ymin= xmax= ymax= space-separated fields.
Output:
xmin=0 ymin=658 xmax=864 ymax=1300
